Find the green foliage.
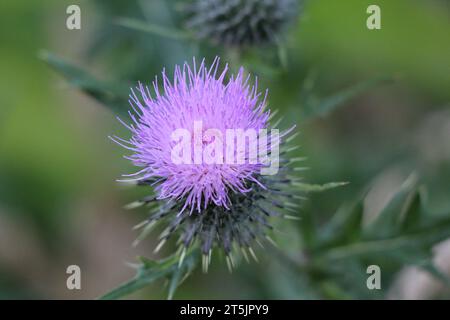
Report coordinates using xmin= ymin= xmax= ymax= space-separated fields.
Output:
xmin=294 ymin=181 xmax=349 ymax=192
xmin=274 ymin=174 xmax=450 ymax=299
xmin=39 ymin=48 xmax=390 ymax=125
xmin=321 ymin=176 xmax=450 ymax=258
xmin=115 ymin=17 xmax=190 ymax=41
xmin=39 ymin=51 xmax=130 ymax=118
xmin=40 ymin=20 xmax=434 ymax=300
xmin=31 ymin=0 xmax=450 ymax=300
xmin=100 ymin=250 xmax=198 ymax=300
xmin=299 ymin=75 xmax=395 ymax=121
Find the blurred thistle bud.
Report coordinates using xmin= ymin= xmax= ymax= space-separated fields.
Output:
xmin=185 ymin=0 xmax=299 ymax=47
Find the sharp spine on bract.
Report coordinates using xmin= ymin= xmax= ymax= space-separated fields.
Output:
xmin=178 ymin=247 xmax=187 ymax=268
xmin=248 ymin=247 xmax=259 ymax=262
xmin=241 ymin=247 xmax=250 ymax=263
xmin=225 ymin=255 xmax=233 ymax=273
xmin=133 ymin=219 xmax=149 ymax=230
xmin=283 ymin=214 xmax=301 ymax=220
xmin=154 ymin=239 xmax=167 ymax=253
xmin=265 ymin=235 xmax=278 ymax=247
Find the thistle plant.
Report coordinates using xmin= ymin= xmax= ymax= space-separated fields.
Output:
xmin=38 ymin=0 xmax=450 ymax=301
xmin=111 ymin=58 xmax=303 ymax=272
xmin=185 ymin=0 xmax=299 ymax=47
xmin=45 ymin=49 xmax=439 ymax=299
xmin=41 ymin=50 xmax=401 ymax=299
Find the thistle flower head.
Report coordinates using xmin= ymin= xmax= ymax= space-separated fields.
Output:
xmin=186 ymin=0 xmax=298 ymax=47
xmin=114 ymin=58 xmax=300 ymax=269
xmin=114 ymin=58 xmax=272 ymax=214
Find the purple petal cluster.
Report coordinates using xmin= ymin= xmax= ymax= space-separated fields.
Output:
xmin=113 ymin=58 xmax=271 ymax=214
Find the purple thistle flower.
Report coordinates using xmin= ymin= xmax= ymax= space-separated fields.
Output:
xmin=112 ymin=57 xmax=300 ymax=270
xmin=113 ymin=57 xmax=272 ymax=214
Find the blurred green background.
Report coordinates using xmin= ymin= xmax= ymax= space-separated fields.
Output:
xmin=0 ymin=0 xmax=449 ymax=299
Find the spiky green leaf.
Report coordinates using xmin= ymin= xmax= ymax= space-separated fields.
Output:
xmin=293 ymin=181 xmax=349 ymax=193
xmin=116 ymin=18 xmax=190 ymax=40
xmin=39 ymin=51 xmax=130 ymax=117
xmin=99 ymin=250 xmax=198 ymax=300
xmin=301 ymin=76 xmax=395 ymax=121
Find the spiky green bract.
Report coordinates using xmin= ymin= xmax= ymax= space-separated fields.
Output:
xmin=185 ymin=0 xmax=299 ymax=47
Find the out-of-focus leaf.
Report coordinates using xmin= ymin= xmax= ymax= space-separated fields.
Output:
xmin=137 ymin=256 xmax=159 ymax=269
xmin=116 ymin=17 xmax=191 ymax=40
xmin=364 ymin=173 xmax=418 ymax=239
xmin=293 ymin=181 xmax=349 ymax=192
xmin=276 ymin=40 xmax=288 ymax=70
xmin=294 ymin=174 xmax=450 ymax=298
xmin=400 ymin=186 xmax=426 ymax=232
xmin=39 ymin=50 xmax=130 ymax=117
xmin=286 ymin=181 xmax=348 ymax=249
xmin=301 ymin=76 xmax=395 ymax=121
xmin=317 ymin=176 xmax=450 ymax=262
xmin=321 ymin=217 xmax=450 ymax=261
xmin=100 ymin=249 xmax=198 ymax=300
xmin=167 ymin=264 xmax=185 ymax=300
xmin=319 ymin=200 xmax=364 ymax=249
